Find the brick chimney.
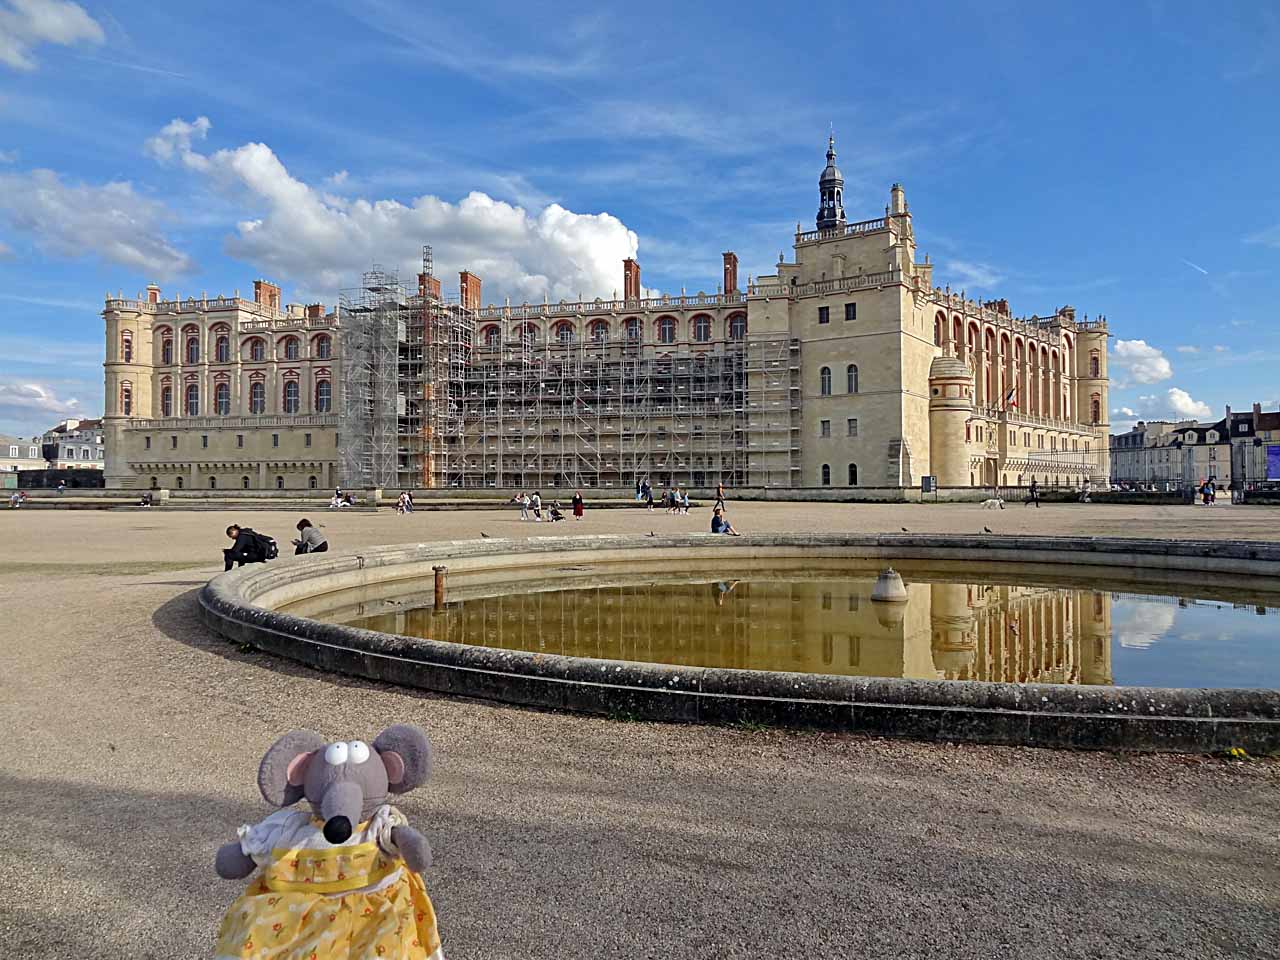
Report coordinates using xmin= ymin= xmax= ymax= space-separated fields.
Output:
xmin=459 ymin=271 xmax=482 ymax=311
xmin=253 ymin=279 xmax=281 ymax=311
xmin=419 ymin=272 xmax=442 ymax=300
xmin=146 ymin=283 xmax=161 ymax=304
xmin=722 ymin=252 xmax=739 ymax=294
xmin=1254 ymin=402 xmax=1262 ymax=430
xmin=623 ymin=258 xmax=641 ymax=301
xmin=305 ymin=303 xmax=325 ymax=319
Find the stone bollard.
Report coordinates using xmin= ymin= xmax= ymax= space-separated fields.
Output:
xmin=870 ymin=567 xmax=908 ymax=603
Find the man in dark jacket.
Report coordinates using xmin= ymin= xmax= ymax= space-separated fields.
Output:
xmin=223 ymin=524 xmax=266 ymax=571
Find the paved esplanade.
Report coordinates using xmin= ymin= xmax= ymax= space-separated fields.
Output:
xmin=2 ymin=502 xmax=1277 ymax=958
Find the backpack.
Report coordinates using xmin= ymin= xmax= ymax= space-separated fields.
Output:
xmin=240 ymin=528 xmax=278 ymax=561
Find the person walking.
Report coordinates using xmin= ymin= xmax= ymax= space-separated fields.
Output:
xmin=635 ymin=477 xmax=642 ymax=501
xmin=518 ymin=492 xmax=530 ymax=521
xmin=714 ymin=481 xmax=726 ymax=512
xmin=679 ymin=487 xmax=690 ymax=515
xmin=531 ymin=491 xmax=543 ymax=521
xmin=572 ymin=490 xmax=584 ymax=520
xmin=1026 ymin=478 xmax=1040 ymax=508
xmin=291 ymin=518 xmax=329 ymax=555
xmin=644 ymin=484 xmax=654 ymax=512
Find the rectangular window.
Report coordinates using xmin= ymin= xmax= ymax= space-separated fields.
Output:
xmin=237 ymin=434 xmax=244 ymax=448
xmin=201 ymin=435 xmax=208 ymax=449
xmin=844 ymin=302 xmax=857 ymax=321
xmin=820 ymin=419 xmax=831 ymax=438
xmin=817 ymin=306 xmax=829 ymax=324
xmin=144 ymin=436 xmax=151 ymax=450
xmin=305 ymin=433 xmax=312 ymax=448
xmin=170 ymin=436 xmax=177 ymax=449
xmin=272 ymin=434 xmax=279 ymax=448
xmin=7 ymin=446 xmax=15 ymax=458
xmin=847 ymin=418 xmax=858 ymax=437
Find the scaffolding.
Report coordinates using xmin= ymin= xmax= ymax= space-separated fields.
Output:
xmin=450 ymin=332 xmax=801 ymax=490
xmin=338 ymin=265 xmax=404 ymax=488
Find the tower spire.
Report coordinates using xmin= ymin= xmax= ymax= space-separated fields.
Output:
xmin=817 ymin=134 xmax=846 ymax=231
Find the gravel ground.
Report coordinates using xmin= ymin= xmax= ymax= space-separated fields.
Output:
xmin=1 ymin=502 xmax=1277 ymax=959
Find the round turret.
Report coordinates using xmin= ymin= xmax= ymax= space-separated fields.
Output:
xmin=928 ymin=355 xmax=974 ymax=487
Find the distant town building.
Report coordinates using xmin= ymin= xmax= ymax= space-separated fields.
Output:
xmin=1110 ymin=403 xmax=1280 ymax=489
xmin=102 ymin=140 xmax=1112 ymax=492
xmin=0 ymin=434 xmax=46 ymax=486
xmin=41 ymin=418 xmax=105 ymax=470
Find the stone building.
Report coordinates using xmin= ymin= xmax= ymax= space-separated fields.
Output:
xmin=41 ymin=418 xmax=104 ymax=470
xmin=1113 ymin=403 xmax=1280 ymax=490
xmin=0 ymin=434 xmax=45 ymax=483
xmin=103 ymin=139 xmax=1111 ymax=492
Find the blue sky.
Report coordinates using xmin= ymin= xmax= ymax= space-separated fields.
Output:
xmin=0 ymin=0 xmax=1277 ymax=436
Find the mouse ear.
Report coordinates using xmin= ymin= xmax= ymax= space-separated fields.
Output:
xmin=258 ymin=729 xmax=326 ymax=807
xmin=373 ymin=724 xmax=433 ymax=794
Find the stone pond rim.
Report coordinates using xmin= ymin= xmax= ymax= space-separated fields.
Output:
xmin=197 ymin=533 xmax=1280 ymax=754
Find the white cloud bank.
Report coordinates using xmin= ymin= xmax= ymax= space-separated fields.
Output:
xmin=1111 ymin=339 xmax=1173 ymax=386
xmin=1115 ymin=388 xmax=1213 ymax=427
xmin=0 ymin=168 xmax=194 ymax=277
xmin=944 ymin=259 xmax=1004 ymax=291
xmin=0 ymin=380 xmax=80 ymax=424
xmin=0 ymin=0 xmax=102 ymax=71
xmin=146 ymin=116 xmax=642 ymax=303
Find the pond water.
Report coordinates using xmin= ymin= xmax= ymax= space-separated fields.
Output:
xmin=314 ymin=570 xmax=1280 ymax=690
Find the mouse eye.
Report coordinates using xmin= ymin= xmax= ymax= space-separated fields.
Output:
xmin=324 ymin=742 xmax=349 ymax=766
xmin=347 ymin=741 xmax=370 ymax=764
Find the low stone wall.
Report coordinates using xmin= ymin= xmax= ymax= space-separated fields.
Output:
xmin=198 ymin=534 xmax=1280 ymax=753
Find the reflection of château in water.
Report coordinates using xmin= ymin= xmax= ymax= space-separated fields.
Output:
xmin=356 ymin=578 xmax=1114 ymax=686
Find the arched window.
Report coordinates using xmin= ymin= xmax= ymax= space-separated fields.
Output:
xmin=249 ymin=381 xmax=266 ymax=414
xmin=728 ymin=314 xmax=747 ymax=340
xmin=120 ymin=381 xmax=133 ymax=416
xmin=656 ymin=316 xmax=676 ymax=344
xmin=215 ymin=334 xmax=229 ymax=363
xmin=315 ymin=334 xmax=332 ymax=359
xmin=554 ymin=321 xmax=576 ymax=344
xmin=1090 ymin=395 xmax=1101 ymax=425
xmin=308 ymin=475 xmax=318 ymax=489
xmin=215 ymin=382 xmax=230 ymax=415
xmin=209 ymin=476 xmax=217 ymax=489
xmin=185 ymin=335 xmax=199 ymax=364
xmin=249 ymin=338 xmax=266 ymax=362
xmin=820 ymin=366 xmax=832 ymax=396
xmin=283 ymin=380 xmax=300 ymax=414
xmin=692 ymin=315 xmax=711 ymax=342
xmin=315 ymin=379 xmax=331 ymax=413
xmin=481 ymin=325 xmax=501 ymax=346
xmin=175 ymin=476 xmax=184 ymax=490
xmin=848 ymin=463 xmax=858 ymax=485
xmin=846 ymin=364 xmax=858 ymax=394
xmin=516 ymin=322 xmax=540 ymax=346
xmin=934 ymin=314 xmax=944 ymax=347
xmin=241 ymin=476 xmax=250 ymax=490
xmin=1089 ymin=353 xmax=1100 ymax=378
xmin=821 ymin=463 xmax=831 ymax=486
xmin=150 ymin=477 xmax=158 ymax=489
xmin=161 ymin=385 xmax=173 ymax=417
xmin=282 ymin=337 xmax=300 ymax=360
xmin=624 ymin=318 xmax=640 ymax=342
xmin=184 ymin=383 xmax=199 ymax=416
xmin=589 ymin=319 xmax=609 ymax=342
xmin=275 ymin=476 xmax=285 ymax=490
xmin=161 ymin=337 xmax=173 ymax=365
xmin=121 ymin=331 xmax=133 ymax=363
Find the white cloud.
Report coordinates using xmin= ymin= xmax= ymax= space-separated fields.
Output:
xmin=1246 ymin=223 xmax=1280 ymax=248
xmin=1175 ymin=345 xmax=1199 ymax=354
xmin=1212 ymin=344 xmax=1228 ymax=353
xmin=1111 ymin=339 xmax=1173 ymax=386
xmin=0 ymin=240 xmax=12 ymax=260
xmin=944 ymin=259 xmax=1003 ymax=290
xmin=1111 ymin=599 xmax=1177 ymax=650
xmin=148 ymin=117 xmax=641 ymax=303
xmin=0 ymin=149 xmax=16 ymax=163
xmin=0 ymin=0 xmax=103 ymax=71
xmin=1122 ymin=388 xmax=1213 ymax=423
xmin=0 ymin=168 xmax=193 ymax=277
xmin=0 ymin=380 xmax=80 ymax=421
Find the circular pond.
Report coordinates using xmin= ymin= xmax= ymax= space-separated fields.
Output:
xmin=200 ymin=534 xmax=1280 ymax=752
xmin=291 ymin=566 xmax=1280 ymax=691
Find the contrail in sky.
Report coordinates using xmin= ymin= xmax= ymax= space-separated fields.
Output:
xmin=1180 ymin=258 xmax=1209 ymax=275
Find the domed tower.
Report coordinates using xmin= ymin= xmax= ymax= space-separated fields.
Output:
xmin=930 ymin=582 xmax=976 ymax=679
xmin=929 ymin=355 xmax=973 ymax=487
xmin=816 ymin=136 xmax=846 ymax=231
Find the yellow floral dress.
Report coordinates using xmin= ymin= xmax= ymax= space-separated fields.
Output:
xmin=214 ymin=804 xmax=443 ymax=959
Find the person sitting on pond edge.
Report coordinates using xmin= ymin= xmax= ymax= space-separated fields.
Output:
xmin=711 ymin=506 xmax=740 ymax=536
xmin=223 ymin=524 xmax=267 ymax=571
xmin=292 ymin=518 xmax=328 ymax=555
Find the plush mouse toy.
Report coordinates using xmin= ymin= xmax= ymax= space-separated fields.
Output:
xmin=213 ymin=724 xmax=443 ymax=959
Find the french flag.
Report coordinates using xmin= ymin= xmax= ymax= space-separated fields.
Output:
xmin=1005 ymin=386 xmax=1017 ymax=409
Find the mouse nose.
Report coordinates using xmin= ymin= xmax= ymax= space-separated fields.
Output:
xmin=323 ymin=815 xmax=352 ymax=844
